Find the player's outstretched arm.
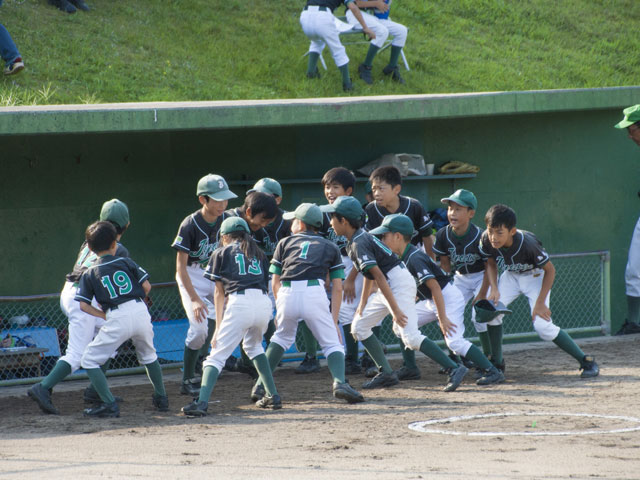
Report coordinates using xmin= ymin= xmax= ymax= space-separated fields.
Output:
xmin=347 ymin=2 xmax=376 ymax=40
xmin=357 ymin=276 xmax=374 ymax=317
xmin=480 ymin=258 xmax=500 ymax=303
xmin=176 ymin=251 xmax=207 ymax=323
xmin=439 ymin=255 xmax=452 ymax=274
xmin=532 ymin=262 xmax=555 ymax=322
xmin=343 ymin=267 xmax=358 ymax=302
xmin=427 ymin=279 xmax=456 ymax=336
xmin=211 ymin=281 xmax=226 ymax=348
xmin=423 ymin=235 xmax=436 ymax=260
xmin=79 ymin=301 xmax=106 ymax=320
xmin=142 ymin=280 xmax=151 ymax=296
xmin=369 ymin=266 xmax=407 ymax=327
xmin=330 ymin=278 xmax=344 ymax=343
xmin=271 ymin=274 xmax=281 ymax=301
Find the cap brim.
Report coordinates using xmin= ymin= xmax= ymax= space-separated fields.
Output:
xmin=282 ymin=211 xmax=297 ymax=221
xmin=319 ymin=204 xmax=337 ymax=213
xmin=615 ymin=119 xmax=635 ymax=129
xmin=368 ymin=226 xmax=391 ymax=235
xmin=206 ymin=190 xmax=237 ymax=201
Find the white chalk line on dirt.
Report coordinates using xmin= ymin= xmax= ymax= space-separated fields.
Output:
xmin=408 ymin=412 xmax=640 ymax=436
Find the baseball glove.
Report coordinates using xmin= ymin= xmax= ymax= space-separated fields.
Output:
xmin=439 ymin=161 xmax=480 ymax=174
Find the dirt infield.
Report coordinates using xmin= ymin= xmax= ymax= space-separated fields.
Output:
xmin=1 ymin=335 xmax=640 ymax=479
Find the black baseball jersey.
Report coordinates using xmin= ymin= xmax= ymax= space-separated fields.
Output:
xmin=172 ymin=210 xmax=228 ymax=268
xmin=433 ymin=224 xmax=485 ymax=274
xmin=270 ymin=231 xmax=345 ymax=282
xmin=401 ymin=244 xmax=451 ymax=301
xmin=225 ymin=208 xmax=272 ymax=254
xmin=66 ymin=241 xmax=129 ymax=283
xmin=204 ymin=242 xmax=269 ymax=294
xmin=320 ymin=212 xmax=349 ymax=256
xmin=75 ymin=255 xmax=149 ymax=311
xmin=262 ymin=208 xmax=292 ymax=259
xmin=479 ymin=230 xmax=550 ymax=273
xmin=346 ymin=228 xmax=402 ymax=280
xmin=306 ymin=0 xmax=353 ymax=12
xmin=365 ymin=195 xmax=434 ymax=246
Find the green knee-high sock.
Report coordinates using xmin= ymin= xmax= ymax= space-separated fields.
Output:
xmin=255 ymin=342 xmax=286 ymax=388
xmin=183 ymin=346 xmax=200 ymax=381
xmin=198 ymin=318 xmax=216 ymax=358
xmin=144 ymin=360 xmax=166 ymax=396
xmin=198 ymin=365 xmax=219 ymax=403
xmin=100 ymin=358 xmax=111 ymax=373
xmin=41 ymin=360 xmax=72 ymax=390
xmin=361 ymin=335 xmax=392 ymax=373
xmin=553 ymin=330 xmax=586 ymax=363
xmin=306 ymin=52 xmax=320 ymax=74
xmin=463 ymin=345 xmax=492 ymax=370
xmin=487 ymin=324 xmax=503 ymax=365
xmin=343 ymin=324 xmax=359 ymax=362
xmin=339 ymin=63 xmax=351 ymax=84
xmin=240 ymin=347 xmax=252 ymax=366
xmin=372 ymin=325 xmax=382 ymax=342
xmin=327 ymin=351 xmax=346 ymax=384
xmin=299 ymin=321 xmax=318 ymax=358
xmin=252 ymin=353 xmax=278 ymax=397
xmin=628 ymin=295 xmax=640 ymax=324
xmin=478 ymin=331 xmax=492 ymax=356
xmin=400 ymin=338 xmax=417 ymax=369
xmin=86 ymin=368 xmax=115 ymax=404
xmin=363 ymin=44 xmax=380 ymax=67
xmin=420 ymin=338 xmax=457 ymax=369
xmin=388 ymin=45 xmax=402 ymax=68
xmin=264 ymin=319 xmax=276 ymax=345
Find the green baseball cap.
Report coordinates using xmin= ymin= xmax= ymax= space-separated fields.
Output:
xmin=248 ymin=178 xmax=282 ymax=197
xmin=220 ymin=216 xmax=250 ymax=235
xmin=369 ymin=213 xmax=415 ymax=236
xmin=473 ymin=299 xmax=512 ymax=323
xmin=615 ymin=104 xmax=640 ymax=129
xmin=319 ymin=195 xmax=363 ymax=220
xmin=441 ymin=189 xmax=477 ymax=210
xmin=283 ymin=203 xmax=323 ymax=228
xmin=196 ymin=174 xmax=237 ymax=201
xmin=100 ymin=199 xmax=130 ymax=228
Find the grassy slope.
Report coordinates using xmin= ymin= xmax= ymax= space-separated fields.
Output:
xmin=0 ymin=0 xmax=639 ymax=105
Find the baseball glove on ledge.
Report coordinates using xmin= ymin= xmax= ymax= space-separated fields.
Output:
xmin=439 ymin=161 xmax=480 ymax=174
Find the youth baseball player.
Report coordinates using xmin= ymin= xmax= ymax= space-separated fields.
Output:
xmin=28 ymin=199 xmax=130 ymax=415
xmin=300 ymin=0 xmax=375 ymax=92
xmin=373 ymin=214 xmax=504 ymax=390
xmin=478 ymin=204 xmax=599 ymax=378
xmin=433 ymin=189 xmax=496 ymax=364
xmin=250 ymin=203 xmax=365 ymax=404
xmin=346 ymin=0 xmax=408 ymax=84
xmin=172 ymin=174 xmax=237 ymax=396
xmin=615 ymin=105 xmax=640 ymax=333
xmin=182 ymin=217 xmax=280 ymax=416
xmin=76 ymin=221 xmax=168 ymax=418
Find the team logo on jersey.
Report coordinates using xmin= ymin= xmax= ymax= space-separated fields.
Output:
xmin=190 ymin=238 xmax=217 ymax=264
xmin=449 ymin=248 xmax=481 ymax=268
xmin=326 ymin=227 xmax=347 ymax=249
xmin=174 ymin=235 xmax=183 ymax=245
xmin=363 ymin=255 xmax=369 ymax=260
xmin=495 ymin=256 xmax=534 ymax=272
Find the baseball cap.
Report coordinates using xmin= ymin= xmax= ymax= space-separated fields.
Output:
xmin=615 ymin=104 xmax=640 ymax=129
xmin=368 ymin=213 xmax=415 ymax=236
xmin=100 ymin=199 xmax=129 ymax=228
xmin=196 ymin=174 xmax=237 ymax=201
xmin=441 ymin=189 xmax=477 ymax=210
xmin=283 ymin=203 xmax=323 ymax=228
xmin=473 ymin=299 xmax=512 ymax=323
xmin=247 ymin=178 xmax=282 ymax=197
xmin=220 ymin=216 xmax=250 ymax=235
xmin=319 ymin=195 xmax=363 ymax=220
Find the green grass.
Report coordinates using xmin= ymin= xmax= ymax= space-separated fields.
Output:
xmin=1 ymin=0 xmax=639 ymax=105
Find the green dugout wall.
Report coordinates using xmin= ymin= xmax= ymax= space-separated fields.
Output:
xmin=1 ymin=87 xmax=638 ymax=332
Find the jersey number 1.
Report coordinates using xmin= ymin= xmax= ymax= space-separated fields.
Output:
xmin=101 ymin=271 xmax=133 ymax=299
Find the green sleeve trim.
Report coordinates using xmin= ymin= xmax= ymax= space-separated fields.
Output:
xmin=330 ymin=268 xmax=345 ymax=280
xmin=362 ymin=264 xmax=375 ymax=273
xmin=269 ymin=264 xmax=282 ymax=275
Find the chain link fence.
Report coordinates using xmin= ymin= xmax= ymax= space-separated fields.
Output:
xmin=0 ymin=251 xmax=609 ymax=386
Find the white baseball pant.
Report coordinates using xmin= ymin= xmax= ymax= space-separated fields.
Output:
xmin=452 ymin=271 xmax=488 ymax=333
xmin=626 ymin=215 xmax=640 ymax=297
xmin=176 ymin=264 xmax=215 ymax=350
xmin=300 ymin=6 xmax=349 ymax=68
xmin=338 ymin=255 xmax=364 ymax=326
xmin=345 ymin=10 xmax=407 ymax=49
xmin=352 ymin=265 xmax=425 ymax=350
xmin=271 ymin=281 xmax=344 ymax=358
xmin=81 ymin=299 xmax=157 ymax=369
xmin=203 ymin=289 xmax=272 ymax=373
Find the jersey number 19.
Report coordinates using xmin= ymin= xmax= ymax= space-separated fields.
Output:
xmin=101 ymin=271 xmax=133 ymax=299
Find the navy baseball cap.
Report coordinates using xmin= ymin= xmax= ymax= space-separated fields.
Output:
xmin=369 ymin=214 xmax=415 ymax=236
xmin=247 ymin=178 xmax=282 ymax=197
xmin=441 ymin=189 xmax=477 ymax=210
xmin=615 ymin=104 xmax=640 ymax=129
xmin=197 ymin=174 xmax=237 ymax=201
xmin=283 ymin=203 xmax=323 ymax=228
xmin=220 ymin=216 xmax=250 ymax=235
xmin=100 ymin=199 xmax=129 ymax=228
xmin=320 ymin=195 xmax=363 ymax=220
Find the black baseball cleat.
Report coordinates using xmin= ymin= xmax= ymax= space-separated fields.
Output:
xmin=28 ymin=383 xmax=59 ymax=415
xmin=306 ymin=69 xmax=321 ymax=79
xmin=152 ymin=393 xmax=169 ymax=412
xmin=395 ymin=366 xmax=421 ymax=381
xmin=580 ymin=355 xmax=599 ymax=378
xmin=382 ymin=64 xmax=405 ymax=84
xmin=365 ymin=365 xmax=379 ymax=378
xmin=343 ymin=81 xmax=354 ymax=92
xmin=250 ymin=383 xmax=265 ymax=403
xmin=69 ymin=0 xmax=89 ymax=10
xmin=180 ymin=377 xmax=201 ymax=396
xmin=333 ymin=381 xmax=365 ymax=404
xmin=83 ymin=386 xmax=123 ymax=405
xmin=182 ymin=400 xmax=208 ymax=417
xmin=48 ymin=0 xmax=76 ymax=13
xmin=360 ymin=351 xmax=375 ymax=370
xmin=615 ymin=320 xmax=640 ymax=335
xmin=476 ymin=366 xmax=505 ymax=386
xmin=84 ymin=401 xmax=120 ymax=418
xmin=444 ymin=364 xmax=469 ymax=392
xmin=362 ymin=371 xmax=399 ymax=389
xmin=358 ymin=63 xmax=373 ymax=84
xmin=256 ymin=394 xmax=282 ymax=410
xmin=295 ymin=354 xmax=320 ymax=374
